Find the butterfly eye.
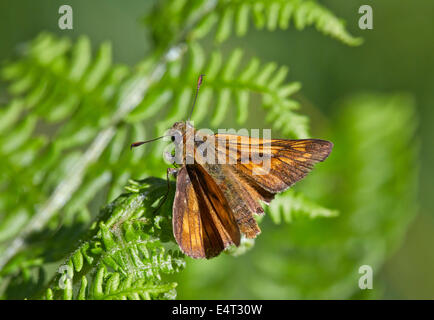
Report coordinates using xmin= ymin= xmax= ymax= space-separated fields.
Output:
xmin=171 ymin=131 xmax=182 ymax=142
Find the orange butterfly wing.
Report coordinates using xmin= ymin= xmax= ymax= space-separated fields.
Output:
xmin=199 ymin=135 xmax=333 ymax=238
xmin=172 ymin=164 xmax=241 ymax=259
xmin=217 ymin=135 xmax=333 ymax=192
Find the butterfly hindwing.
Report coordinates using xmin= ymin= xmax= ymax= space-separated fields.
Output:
xmin=172 ymin=165 xmax=240 ymax=259
xmin=201 ymin=163 xmax=265 ymax=238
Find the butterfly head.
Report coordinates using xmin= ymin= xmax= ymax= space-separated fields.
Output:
xmin=170 ymin=121 xmax=186 ymax=134
xmin=169 ymin=121 xmax=195 ymax=144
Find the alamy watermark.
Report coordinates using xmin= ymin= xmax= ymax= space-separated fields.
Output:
xmin=161 ymin=121 xmax=272 ymax=175
xmin=58 ymin=5 xmax=73 ymax=30
xmin=58 ymin=264 xmax=73 ymax=289
xmin=358 ymin=265 xmax=373 ymax=290
xmin=359 ymin=5 xmax=373 ymax=30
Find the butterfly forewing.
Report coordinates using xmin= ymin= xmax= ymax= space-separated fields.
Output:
xmin=213 ymin=135 xmax=333 ymax=193
xmin=197 ymin=135 xmax=333 ymax=239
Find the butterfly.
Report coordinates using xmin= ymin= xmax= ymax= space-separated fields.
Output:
xmin=131 ymin=75 xmax=333 ymax=259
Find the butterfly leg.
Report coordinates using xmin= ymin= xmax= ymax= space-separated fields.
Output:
xmin=153 ymin=167 xmax=178 ymax=214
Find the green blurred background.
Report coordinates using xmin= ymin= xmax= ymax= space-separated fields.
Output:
xmin=0 ymin=0 xmax=433 ymax=299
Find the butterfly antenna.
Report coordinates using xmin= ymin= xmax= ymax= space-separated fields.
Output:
xmin=188 ymin=74 xmax=205 ymax=122
xmin=130 ymin=135 xmax=166 ymax=150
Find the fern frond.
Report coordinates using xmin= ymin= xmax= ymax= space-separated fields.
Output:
xmin=190 ymin=0 xmax=362 ymax=46
xmin=41 ymin=178 xmax=185 ymax=300
xmin=147 ymin=0 xmax=361 ymax=46
xmin=0 ymin=33 xmax=127 ymax=246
